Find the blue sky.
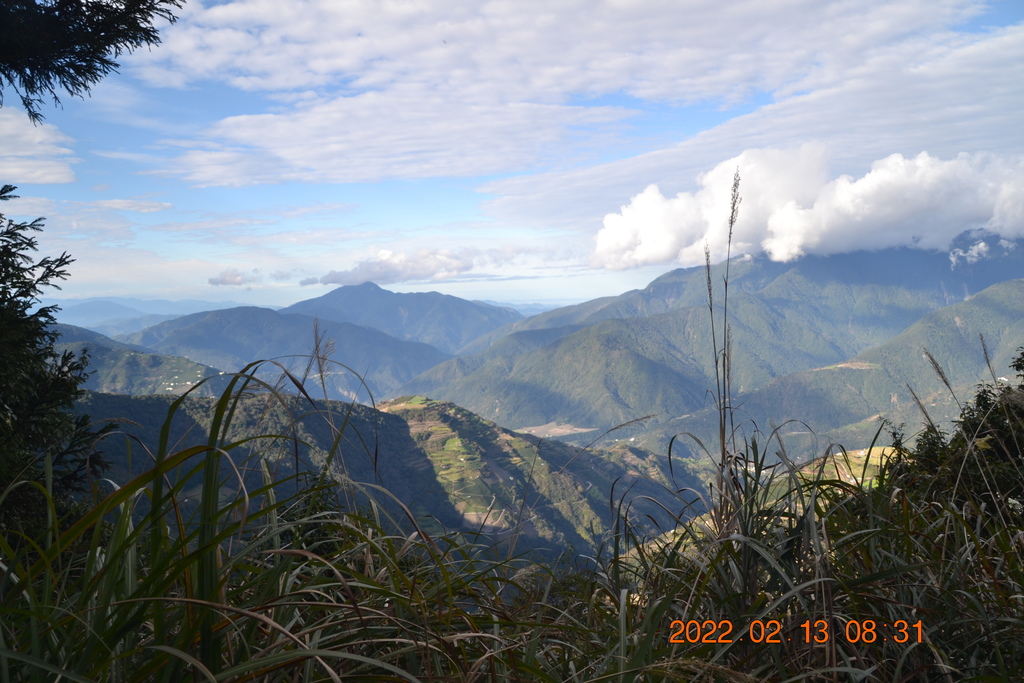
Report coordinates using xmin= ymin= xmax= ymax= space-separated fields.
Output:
xmin=2 ymin=0 xmax=1023 ymax=307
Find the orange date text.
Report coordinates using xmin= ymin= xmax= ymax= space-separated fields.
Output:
xmin=668 ymin=619 xmax=924 ymax=644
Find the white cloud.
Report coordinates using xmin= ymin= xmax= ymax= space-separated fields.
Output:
xmin=166 ymin=87 xmax=630 ymax=185
xmin=135 ymin=0 xmax=980 ymax=101
xmin=129 ymin=0 xmax=996 ymax=186
xmin=483 ymin=21 xmax=1024 ymax=234
xmin=0 ymin=110 xmax=77 ymax=184
xmin=209 ymin=268 xmax=262 ymax=286
xmin=3 ymin=197 xmax=172 ymax=247
xmin=949 ymin=239 xmax=990 ymax=266
xmin=7 ymin=197 xmax=138 ymax=247
xmin=25 ymin=234 xmax=243 ymax=301
xmin=594 ymin=148 xmax=1024 ymax=269
xmin=92 ymin=199 xmax=173 ymax=213
xmin=1 ymin=195 xmax=58 ymax=219
xmin=318 ymin=248 xmax=479 ymax=286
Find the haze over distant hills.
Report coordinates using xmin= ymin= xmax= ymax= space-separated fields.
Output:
xmin=51 ymin=286 xmax=526 ymax=401
xmin=45 ymin=297 xmax=250 ymax=336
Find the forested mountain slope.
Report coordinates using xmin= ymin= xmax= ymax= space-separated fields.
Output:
xmin=403 ymin=245 xmax=1024 ymax=433
xmin=658 ymin=278 xmax=1024 ymax=456
xmin=54 ymin=324 xmax=227 ymax=396
xmin=77 ymin=391 xmax=695 ymax=554
xmin=463 ymin=244 xmax=1020 ymax=354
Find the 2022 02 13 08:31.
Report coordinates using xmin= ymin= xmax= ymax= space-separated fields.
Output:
xmin=668 ymin=618 xmax=924 ymax=644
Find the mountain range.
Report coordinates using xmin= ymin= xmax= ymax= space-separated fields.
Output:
xmin=45 ymin=297 xmax=247 ymax=336
xmin=403 ymin=242 xmax=1024 ymax=438
xmin=647 ymin=277 xmax=1024 ymax=458
xmin=57 ymin=238 xmax=1024 ymax=538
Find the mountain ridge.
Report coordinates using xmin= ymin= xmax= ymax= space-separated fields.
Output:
xmin=280 ymin=281 xmax=523 ymax=354
xmin=121 ymin=307 xmax=451 ymax=400
xmin=69 ymin=243 xmax=1024 ymax=468
xmin=54 ymin=323 xmax=227 ymax=396
xmin=400 ymin=245 xmax=1024 ymax=435
xmin=76 ymin=390 xmax=696 ymax=554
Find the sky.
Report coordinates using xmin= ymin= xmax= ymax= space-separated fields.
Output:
xmin=2 ymin=0 xmax=1023 ymax=308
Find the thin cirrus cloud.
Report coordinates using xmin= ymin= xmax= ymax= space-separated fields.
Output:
xmin=593 ymin=146 xmax=1024 ymax=269
xmin=134 ymin=0 xmax=979 ymax=101
xmin=165 ymin=89 xmax=631 ymax=186
xmin=5 ymin=196 xmax=156 ymax=247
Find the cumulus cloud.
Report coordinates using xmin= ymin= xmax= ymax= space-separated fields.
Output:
xmin=208 ymin=268 xmax=262 ymax=286
xmin=593 ymin=146 xmax=1024 ymax=269
xmin=949 ymin=239 xmax=990 ymax=266
xmin=318 ymin=248 xmax=478 ymax=286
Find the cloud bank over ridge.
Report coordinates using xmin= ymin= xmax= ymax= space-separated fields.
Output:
xmin=593 ymin=146 xmax=1024 ymax=269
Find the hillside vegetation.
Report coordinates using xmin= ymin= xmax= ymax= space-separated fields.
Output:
xmin=662 ymin=278 xmax=1024 ymax=456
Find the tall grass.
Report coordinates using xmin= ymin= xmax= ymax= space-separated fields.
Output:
xmin=601 ymin=172 xmax=1024 ymax=681
xmin=0 ymin=361 xmax=561 ymax=681
xmin=2 ymin=201 xmax=1022 ymax=680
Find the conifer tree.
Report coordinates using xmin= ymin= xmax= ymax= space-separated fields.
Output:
xmin=0 ymin=185 xmax=105 ymax=531
xmin=0 ymin=0 xmax=181 ymax=121
xmin=0 ymin=1 xmax=180 ymax=531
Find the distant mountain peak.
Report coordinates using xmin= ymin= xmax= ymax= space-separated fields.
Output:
xmin=282 ymin=283 xmax=522 ymax=354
